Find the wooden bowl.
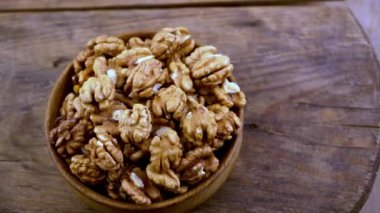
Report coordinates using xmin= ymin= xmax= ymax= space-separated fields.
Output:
xmin=45 ymin=32 xmax=244 ymax=213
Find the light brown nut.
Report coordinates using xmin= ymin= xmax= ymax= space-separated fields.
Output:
xmin=73 ymin=96 xmax=96 ymax=119
xmin=87 ymin=35 xmax=125 ymax=56
xmin=73 ymin=49 xmax=95 ymax=73
xmin=180 ymin=97 xmax=217 ymax=147
xmin=85 ymin=134 xmax=123 ymax=171
xmin=187 ymin=94 xmax=206 ymax=106
xmin=120 ymin=174 xmax=151 ymax=204
xmin=90 ymin=100 xmax=127 ymax=124
xmin=70 ymin=154 xmax=105 ymax=185
xmin=93 ymin=56 xmax=108 ymax=77
xmin=146 ymin=127 xmax=183 ymax=191
xmin=99 ymin=99 xmax=127 ymax=114
xmin=232 ymin=91 xmax=246 ymax=107
xmin=73 ymin=59 xmax=82 ymax=74
xmin=60 ymin=93 xmax=76 ymax=118
xmin=74 ymin=54 xmax=96 ymax=87
xmin=151 ymin=27 xmax=195 ymax=60
xmin=127 ymin=37 xmax=151 ymax=49
xmin=202 ymin=152 xmax=219 ymax=173
xmin=177 ymin=145 xmax=219 ymax=184
xmin=85 ymin=55 xmax=96 ymax=69
xmin=111 ymin=47 xmax=153 ymax=68
xmin=49 ymin=118 xmax=93 ymax=157
xmin=213 ymin=79 xmax=246 ymax=108
xmin=151 ymin=85 xmax=187 ymax=120
xmin=79 ymin=74 xmax=115 ymax=103
xmin=77 ymin=49 xmax=95 ymax=62
xmin=123 ymin=58 xmax=168 ymax=98
xmin=180 ymin=162 xmax=204 ymax=184
xmin=184 ymin=46 xmax=217 ymax=69
xmin=77 ymin=67 xmax=94 ymax=85
xmin=132 ymin=167 xmax=162 ymax=201
xmin=114 ymin=67 xmax=128 ymax=89
xmin=93 ymin=56 xmax=127 ymax=89
xmin=93 ymin=121 xmax=120 ymax=136
xmin=191 ymin=53 xmax=233 ymax=86
xmin=208 ymin=104 xmax=241 ymax=148
xmin=113 ymin=104 xmax=152 ymax=145
xmin=168 ymin=54 xmax=195 ymax=93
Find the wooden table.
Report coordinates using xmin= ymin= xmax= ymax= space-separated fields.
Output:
xmin=1 ymin=0 xmax=379 ymax=212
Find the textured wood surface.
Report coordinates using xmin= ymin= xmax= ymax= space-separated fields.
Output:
xmin=347 ymin=1 xmax=380 ymax=212
xmin=0 ymin=0 xmax=336 ymax=11
xmin=0 ymin=2 xmax=379 ymax=212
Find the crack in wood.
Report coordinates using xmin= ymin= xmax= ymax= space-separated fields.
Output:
xmin=295 ymin=102 xmax=379 ymax=112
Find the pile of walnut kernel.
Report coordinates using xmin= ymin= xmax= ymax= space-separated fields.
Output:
xmin=49 ymin=27 xmax=246 ymax=204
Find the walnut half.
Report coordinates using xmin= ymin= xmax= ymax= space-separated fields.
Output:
xmin=113 ymin=104 xmax=152 ymax=145
xmin=146 ymin=127 xmax=183 ymax=191
xmin=177 ymin=145 xmax=219 ymax=185
xmin=180 ymin=97 xmax=217 ymax=147
xmin=70 ymin=154 xmax=105 ymax=185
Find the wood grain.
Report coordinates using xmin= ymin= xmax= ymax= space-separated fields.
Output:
xmin=0 ymin=2 xmax=379 ymax=212
xmin=347 ymin=1 xmax=380 ymax=212
xmin=0 ymin=0 xmax=338 ymax=11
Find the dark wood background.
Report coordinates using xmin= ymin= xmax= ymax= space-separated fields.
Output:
xmin=0 ymin=0 xmax=379 ymax=212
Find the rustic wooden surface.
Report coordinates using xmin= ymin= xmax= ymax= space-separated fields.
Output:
xmin=0 ymin=0 xmax=338 ymax=11
xmin=0 ymin=1 xmax=379 ymax=212
xmin=347 ymin=1 xmax=380 ymax=212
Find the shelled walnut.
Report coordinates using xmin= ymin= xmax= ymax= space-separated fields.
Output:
xmin=87 ymin=35 xmax=125 ymax=56
xmin=191 ymin=52 xmax=233 ymax=86
xmin=151 ymin=85 xmax=188 ymax=120
xmin=79 ymin=74 xmax=115 ymax=104
xmin=70 ymin=154 xmax=105 ymax=185
xmin=49 ymin=117 xmax=93 ymax=157
xmin=49 ymin=26 xmax=246 ymax=204
xmin=185 ymin=46 xmax=217 ymax=69
xmin=151 ymin=27 xmax=195 ymax=60
xmin=177 ymin=145 xmax=219 ymax=185
xmin=123 ymin=58 xmax=168 ymax=98
xmin=168 ymin=54 xmax=194 ymax=93
xmin=61 ymin=93 xmax=96 ymax=119
xmin=127 ymin=37 xmax=151 ymax=49
xmin=146 ymin=127 xmax=183 ymax=191
xmin=113 ymin=104 xmax=152 ymax=145
xmin=180 ymin=97 xmax=217 ymax=147
xmin=111 ymin=47 xmax=153 ymax=69
xmin=208 ymin=104 xmax=241 ymax=150
xmin=85 ymin=133 xmax=123 ymax=171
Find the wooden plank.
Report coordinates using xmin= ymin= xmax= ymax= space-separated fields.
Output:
xmin=0 ymin=2 xmax=379 ymax=212
xmin=347 ymin=1 xmax=380 ymax=212
xmin=0 ymin=0 xmax=339 ymax=11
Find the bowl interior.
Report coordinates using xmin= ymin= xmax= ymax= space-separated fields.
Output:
xmin=45 ymin=32 xmax=244 ymax=211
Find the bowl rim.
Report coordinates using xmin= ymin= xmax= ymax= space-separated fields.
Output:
xmin=45 ymin=31 xmax=244 ymax=210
